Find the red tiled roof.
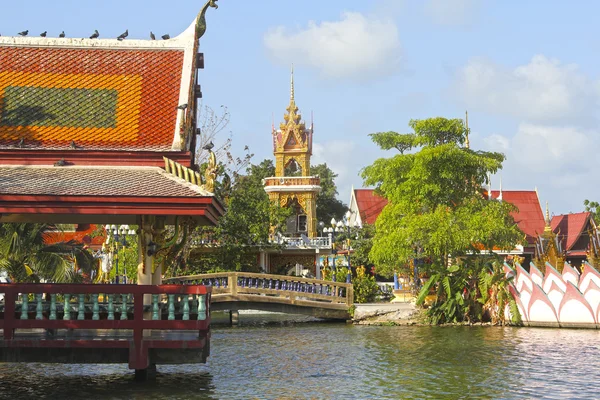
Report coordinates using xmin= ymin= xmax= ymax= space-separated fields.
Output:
xmin=354 ymin=189 xmax=388 ymax=225
xmin=551 ymin=212 xmax=591 ymax=251
xmin=490 ymin=190 xmax=545 ymax=244
xmin=0 ymin=165 xmax=209 ymax=197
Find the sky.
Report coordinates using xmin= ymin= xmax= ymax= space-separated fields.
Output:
xmin=2 ymin=0 xmax=599 ymax=215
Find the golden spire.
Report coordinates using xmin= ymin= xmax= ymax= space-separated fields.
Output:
xmin=290 ymin=64 xmax=295 ymax=102
xmin=544 ymin=201 xmax=552 ymax=233
xmin=283 ymin=64 xmax=301 ymax=127
xmin=465 ymin=110 xmax=470 ymax=149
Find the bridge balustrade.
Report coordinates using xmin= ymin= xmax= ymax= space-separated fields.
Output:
xmin=0 ymin=284 xmax=211 ymax=371
xmin=165 ymin=272 xmax=353 ymax=319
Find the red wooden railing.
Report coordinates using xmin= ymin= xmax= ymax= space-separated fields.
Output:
xmin=0 ymin=284 xmax=211 ymax=370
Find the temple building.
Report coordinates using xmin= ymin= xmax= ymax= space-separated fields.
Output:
xmin=0 ymin=4 xmax=223 ymax=285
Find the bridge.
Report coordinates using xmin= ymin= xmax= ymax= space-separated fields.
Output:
xmin=165 ymin=272 xmax=354 ymax=321
xmin=0 ymin=283 xmax=211 ymax=380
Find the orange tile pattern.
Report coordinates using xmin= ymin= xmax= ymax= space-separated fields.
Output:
xmin=0 ymin=47 xmax=184 ymax=151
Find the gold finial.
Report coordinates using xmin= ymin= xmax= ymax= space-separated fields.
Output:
xmin=465 ymin=110 xmax=470 ymax=149
xmin=544 ymin=201 xmax=552 ymax=232
xmin=290 ymin=64 xmax=295 ymax=102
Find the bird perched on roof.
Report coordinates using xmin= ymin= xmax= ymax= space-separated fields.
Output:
xmin=17 ymin=137 xmax=24 ymax=148
xmin=117 ymin=29 xmax=128 ymax=40
xmin=203 ymin=141 xmax=214 ymax=151
xmin=176 ymin=104 xmax=188 ymax=110
xmin=90 ymin=30 xmax=99 ymax=39
xmin=70 ymin=140 xmax=78 ymax=149
xmin=40 ymin=31 xmax=47 ymax=37
xmin=18 ymin=30 xmax=28 ymax=36
xmin=59 ymin=31 xmax=65 ymax=38
xmin=161 ymin=34 xmax=170 ymax=40
xmin=150 ymin=31 xmax=156 ymax=40
xmin=54 ymin=158 xmax=67 ymax=167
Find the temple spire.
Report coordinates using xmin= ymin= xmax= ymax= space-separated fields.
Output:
xmin=465 ymin=110 xmax=470 ymax=149
xmin=544 ymin=201 xmax=552 ymax=233
xmin=290 ymin=64 xmax=295 ymax=102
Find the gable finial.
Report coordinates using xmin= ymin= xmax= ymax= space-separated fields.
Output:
xmin=498 ymin=176 xmax=503 ymax=202
xmin=196 ymin=0 xmax=219 ymax=39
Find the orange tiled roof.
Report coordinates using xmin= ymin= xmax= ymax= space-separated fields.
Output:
xmin=45 ymin=224 xmax=105 ymax=247
xmin=551 ymin=212 xmax=591 ymax=251
xmin=0 ymin=31 xmax=199 ymax=152
xmin=354 ymin=189 xmax=388 ymax=225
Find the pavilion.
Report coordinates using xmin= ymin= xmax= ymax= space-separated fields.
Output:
xmin=0 ymin=4 xmax=223 ymax=285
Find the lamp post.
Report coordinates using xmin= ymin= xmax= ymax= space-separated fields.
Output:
xmin=320 ymin=211 xmax=361 ymax=283
xmin=104 ymin=224 xmax=136 ymax=284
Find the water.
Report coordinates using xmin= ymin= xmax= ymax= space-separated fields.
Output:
xmin=1 ymin=318 xmax=599 ymax=399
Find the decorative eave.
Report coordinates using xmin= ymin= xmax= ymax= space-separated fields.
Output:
xmin=163 ymin=156 xmax=214 ymax=195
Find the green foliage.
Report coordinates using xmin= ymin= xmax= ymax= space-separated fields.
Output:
xmin=186 ymin=159 xmax=291 ymax=274
xmin=584 ymin=199 xmax=600 ymax=225
xmin=352 ymin=265 xmax=379 ymax=303
xmin=361 ymin=116 xmax=523 ymax=277
xmin=477 ymin=262 xmax=522 ymax=325
xmin=311 ymin=163 xmax=347 ymax=224
xmin=416 ymin=257 xmax=522 ymax=325
xmin=0 ymin=223 xmax=95 ymax=283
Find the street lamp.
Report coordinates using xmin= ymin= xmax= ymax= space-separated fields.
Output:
xmin=104 ymin=224 xmax=136 ymax=284
xmin=318 ymin=214 xmax=362 ymax=283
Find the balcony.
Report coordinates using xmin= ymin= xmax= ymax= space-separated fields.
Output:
xmin=263 ymin=176 xmax=321 ymax=187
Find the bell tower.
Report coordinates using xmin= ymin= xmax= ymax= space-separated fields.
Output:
xmin=264 ymin=67 xmax=321 ymax=238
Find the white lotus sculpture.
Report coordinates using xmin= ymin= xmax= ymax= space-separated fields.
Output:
xmin=506 ymin=261 xmax=600 ymax=328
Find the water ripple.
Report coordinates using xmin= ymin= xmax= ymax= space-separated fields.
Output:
xmin=0 ymin=322 xmax=599 ymax=399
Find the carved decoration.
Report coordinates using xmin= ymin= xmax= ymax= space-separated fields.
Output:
xmin=196 ymin=0 xmax=219 ymax=39
xmin=203 ymin=149 xmax=218 ymax=193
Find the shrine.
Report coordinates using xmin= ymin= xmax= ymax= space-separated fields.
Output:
xmin=261 ymin=69 xmax=329 ymax=277
xmin=0 ymin=2 xmax=224 ymax=285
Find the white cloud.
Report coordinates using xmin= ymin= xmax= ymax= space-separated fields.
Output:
xmin=483 ymin=133 xmax=509 ymax=151
xmin=263 ymin=12 xmax=402 ymax=80
xmin=483 ymin=123 xmax=600 ymax=212
xmin=456 ymin=55 xmax=600 ymax=122
xmin=425 ymin=0 xmax=482 ymax=26
xmin=511 ymin=123 xmax=596 ymax=173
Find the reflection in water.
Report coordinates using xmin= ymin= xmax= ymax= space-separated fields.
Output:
xmin=1 ymin=322 xmax=600 ymax=399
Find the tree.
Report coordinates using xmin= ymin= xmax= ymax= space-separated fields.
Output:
xmin=584 ymin=199 xmax=600 ymax=224
xmin=184 ymin=159 xmax=291 ymax=274
xmin=362 ymin=117 xmax=523 ymax=323
xmin=0 ymin=223 xmax=95 ymax=283
xmin=362 ymin=118 xmax=522 ymax=277
xmin=311 ymin=163 xmax=347 ymax=225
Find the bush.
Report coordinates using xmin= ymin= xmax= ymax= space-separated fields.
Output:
xmin=352 ymin=266 xmax=379 ymax=303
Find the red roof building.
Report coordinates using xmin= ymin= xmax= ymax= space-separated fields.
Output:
xmin=348 ymin=188 xmax=388 ymax=226
xmin=551 ymin=212 xmax=593 ymax=259
xmin=488 ymin=190 xmax=545 ymax=246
